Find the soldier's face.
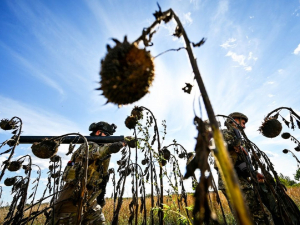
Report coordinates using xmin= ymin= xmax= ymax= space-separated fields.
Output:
xmin=234 ymin=118 xmax=246 ymax=129
xmin=95 ymin=130 xmax=107 ymax=136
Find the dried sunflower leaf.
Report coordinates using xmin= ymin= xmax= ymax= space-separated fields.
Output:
xmin=28 ymin=193 xmax=34 ymax=199
xmin=192 ymin=38 xmax=206 ymax=47
xmin=173 ymin=26 xmax=183 ymax=38
xmin=153 ymin=3 xmax=163 ymax=20
xmin=182 ymin=83 xmax=193 ymax=94
xmin=0 ymin=148 xmax=12 ymax=155
xmin=290 ymin=115 xmax=295 ymax=130
xmin=297 ymin=120 xmax=300 ymax=129
xmin=163 ymin=11 xmax=173 ymax=23
xmin=273 ymin=113 xmax=279 ymax=119
xmin=66 ymin=143 xmax=76 ymax=156
xmin=282 ymin=117 xmax=290 ymax=128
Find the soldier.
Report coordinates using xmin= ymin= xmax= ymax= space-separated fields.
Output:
xmin=217 ymin=112 xmax=272 ymax=225
xmin=48 ymin=121 xmax=126 ymax=225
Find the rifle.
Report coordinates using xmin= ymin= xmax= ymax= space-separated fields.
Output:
xmin=17 ymin=135 xmax=124 ymax=144
xmin=232 ymin=128 xmax=255 ymax=177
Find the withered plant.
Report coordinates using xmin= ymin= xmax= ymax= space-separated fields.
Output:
xmin=217 ymin=114 xmax=300 ymax=224
xmin=98 ymin=4 xmax=251 ymax=224
xmin=109 ymin=105 xmax=199 ymax=224
xmin=260 ymin=107 xmax=300 ymax=138
xmin=0 ymin=120 xmax=90 ymax=225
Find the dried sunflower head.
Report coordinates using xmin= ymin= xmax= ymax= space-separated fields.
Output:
xmin=281 ymin=132 xmax=291 ymax=139
xmin=141 ymin=158 xmax=149 ymax=165
xmin=121 ymin=167 xmax=131 ymax=176
xmin=161 ymin=159 xmax=167 ymax=166
xmin=0 ymin=119 xmax=18 ymax=130
xmin=50 ymin=155 xmax=61 ymax=162
xmin=7 ymin=136 xmax=17 ymax=147
xmin=162 ymin=149 xmax=170 ymax=160
xmin=7 ymin=161 xmax=22 ymax=172
xmin=51 ymin=171 xmax=60 ymax=178
xmin=282 ymin=149 xmax=289 ymax=154
xmin=125 ymin=116 xmax=138 ymax=129
xmin=259 ymin=117 xmax=282 ymax=138
xmin=117 ymin=160 xmax=126 ymax=166
xmin=178 ymin=153 xmax=185 ymax=159
xmin=131 ymin=106 xmax=143 ymax=120
xmin=125 ymin=136 xmax=137 ymax=148
xmin=31 ymin=139 xmax=59 ymax=159
xmin=4 ymin=177 xmax=16 ymax=186
xmin=98 ymin=36 xmax=155 ymax=105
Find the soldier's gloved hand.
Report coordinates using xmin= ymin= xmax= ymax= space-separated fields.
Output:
xmin=256 ymin=172 xmax=265 ymax=183
xmin=124 ymin=136 xmax=137 ymax=148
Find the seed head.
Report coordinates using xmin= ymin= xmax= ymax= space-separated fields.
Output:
xmin=7 ymin=161 xmax=22 ymax=172
xmin=31 ymin=139 xmax=59 ymax=159
xmin=125 ymin=116 xmax=138 ymax=129
xmin=0 ymin=119 xmax=18 ymax=130
xmin=259 ymin=118 xmax=282 ymax=138
xmin=99 ymin=36 xmax=155 ymax=105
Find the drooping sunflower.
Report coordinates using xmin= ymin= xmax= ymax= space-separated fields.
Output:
xmin=99 ymin=36 xmax=155 ymax=105
xmin=259 ymin=117 xmax=282 ymax=138
xmin=125 ymin=115 xmax=138 ymax=130
xmin=31 ymin=139 xmax=59 ymax=159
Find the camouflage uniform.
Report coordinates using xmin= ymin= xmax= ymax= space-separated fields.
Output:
xmin=49 ymin=141 xmax=124 ymax=225
xmin=218 ymin=126 xmax=272 ymax=225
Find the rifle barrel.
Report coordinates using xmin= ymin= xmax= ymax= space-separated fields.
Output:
xmin=18 ymin=136 xmax=124 ymax=144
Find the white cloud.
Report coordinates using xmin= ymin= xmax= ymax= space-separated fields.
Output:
xmin=0 ymin=95 xmax=82 ymax=136
xmin=226 ymin=51 xmax=246 ymax=66
xmin=189 ymin=0 xmax=200 ymax=8
xmin=245 ymin=66 xmax=252 ymax=71
xmin=293 ymin=44 xmax=300 ymax=55
xmin=292 ymin=7 xmax=300 ymax=17
xmin=183 ymin=12 xmax=193 ymax=25
xmin=267 ymin=81 xmax=274 ymax=84
xmin=220 ymin=38 xmax=237 ymax=49
xmin=213 ymin=0 xmax=229 ymax=20
xmin=268 ymin=94 xmax=274 ymax=97
xmin=248 ymin=52 xmax=253 ymax=59
xmin=249 ymin=16 xmax=254 ymax=19
xmin=278 ymin=69 xmax=284 ymax=73
xmin=264 ymin=151 xmax=278 ymax=158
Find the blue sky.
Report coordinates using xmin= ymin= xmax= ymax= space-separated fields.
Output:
xmin=0 ymin=0 xmax=300 ymax=204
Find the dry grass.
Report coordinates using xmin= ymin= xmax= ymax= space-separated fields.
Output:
xmin=0 ymin=187 xmax=299 ymax=224
xmin=102 ymin=195 xmax=195 ymax=224
xmin=103 ymin=192 xmax=234 ymax=224
xmin=286 ymin=186 xmax=300 ymax=208
xmin=0 ymin=203 xmax=48 ymax=225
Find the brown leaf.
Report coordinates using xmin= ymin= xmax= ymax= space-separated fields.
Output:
xmin=297 ymin=120 xmax=300 ymax=129
xmin=153 ymin=3 xmax=163 ymax=20
xmin=173 ymin=26 xmax=183 ymax=38
xmin=192 ymin=38 xmax=206 ymax=47
xmin=290 ymin=115 xmax=295 ymax=130
xmin=182 ymin=83 xmax=193 ymax=94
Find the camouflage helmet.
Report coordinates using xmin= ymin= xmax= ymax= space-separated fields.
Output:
xmin=225 ymin=112 xmax=248 ymax=126
xmin=89 ymin=121 xmax=117 ymax=136
xmin=229 ymin=112 xmax=248 ymax=123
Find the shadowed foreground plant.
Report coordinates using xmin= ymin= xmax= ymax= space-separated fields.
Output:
xmin=98 ymin=4 xmax=251 ymax=224
xmin=98 ymin=37 xmax=155 ymax=106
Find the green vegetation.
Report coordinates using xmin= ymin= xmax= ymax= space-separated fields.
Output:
xmin=279 ymin=173 xmax=300 ymax=187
